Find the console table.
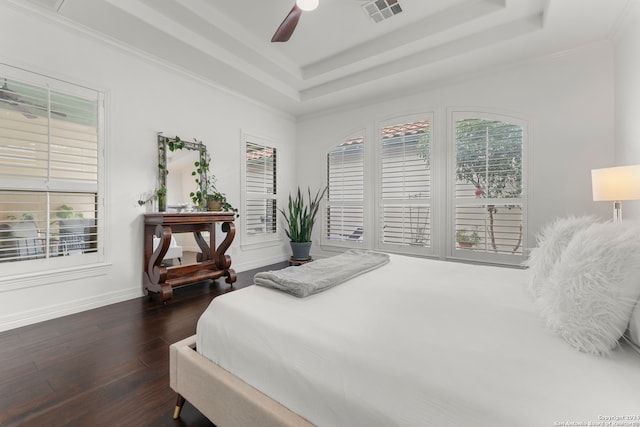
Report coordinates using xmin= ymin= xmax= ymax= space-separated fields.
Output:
xmin=143 ymin=212 xmax=236 ymax=302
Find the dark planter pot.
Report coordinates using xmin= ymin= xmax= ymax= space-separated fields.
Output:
xmin=290 ymin=241 xmax=312 ymax=261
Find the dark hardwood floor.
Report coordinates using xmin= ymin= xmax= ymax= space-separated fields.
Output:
xmin=0 ymin=259 xmax=288 ymax=427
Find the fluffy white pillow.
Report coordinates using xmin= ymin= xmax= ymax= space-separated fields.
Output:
xmin=525 ymin=215 xmax=598 ymax=298
xmin=538 ymin=221 xmax=640 ymax=355
xmin=628 ymin=301 xmax=640 ymax=347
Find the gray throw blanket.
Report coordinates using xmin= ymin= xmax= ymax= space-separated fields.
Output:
xmin=254 ymin=249 xmax=390 ymax=297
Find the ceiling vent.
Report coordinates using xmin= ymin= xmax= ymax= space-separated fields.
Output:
xmin=361 ymin=0 xmax=403 ymax=23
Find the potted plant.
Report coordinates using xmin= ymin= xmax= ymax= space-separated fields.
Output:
xmin=456 ymin=228 xmax=480 ymax=248
xmin=197 ymin=175 xmax=238 ymax=215
xmin=279 ymin=186 xmax=327 ymax=260
xmin=207 ymin=191 xmax=238 ymax=215
xmin=206 ymin=192 xmax=222 ymax=211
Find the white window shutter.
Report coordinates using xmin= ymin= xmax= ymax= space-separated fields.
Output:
xmin=245 ymin=141 xmax=277 ymax=237
xmin=0 ymin=73 xmax=100 ymax=265
xmin=326 ymin=136 xmax=364 ymax=243
xmin=379 ymin=120 xmax=431 ymax=250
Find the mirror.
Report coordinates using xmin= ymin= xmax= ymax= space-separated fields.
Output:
xmin=157 ymin=133 xmax=209 ymax=211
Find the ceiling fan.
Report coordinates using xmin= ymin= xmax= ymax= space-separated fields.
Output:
xmin=271 ymin=0 xmax=319 ymax=43
xmin=0 ymin=79 xmax=66 ymax=119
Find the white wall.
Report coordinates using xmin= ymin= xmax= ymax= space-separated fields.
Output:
xmin=0 ymin=3 xmax=296 ymax=331
xmin=297 ymin=41 xmax=615 ymax=257
xmin=614 ymin=3 xmax=640 ymax=219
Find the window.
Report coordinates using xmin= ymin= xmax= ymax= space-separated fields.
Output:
xmin=323 ymin=111 xmax=526 ymax=266
xmin=0 ymin=67 xmax=104 ymax=276
xmin=453 ymin=114 xmax=525 ymax=263
xmin=378 ymin=119 xmax=432 ymax=254
xmin=243 ymin=137 xmax=277 ymax=243
xmin=326 ymin=134 xmax=365 ymax=244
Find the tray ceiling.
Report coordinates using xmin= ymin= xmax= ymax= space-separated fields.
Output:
xmin=19 ymin=0 xmax=631 ymax=117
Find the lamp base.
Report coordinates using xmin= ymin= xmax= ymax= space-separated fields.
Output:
xmin=613 ymin=200 xmax=622 ymax=222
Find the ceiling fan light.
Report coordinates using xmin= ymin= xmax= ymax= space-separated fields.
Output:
xmin=296 ymin=0 xmax=319 ymax=11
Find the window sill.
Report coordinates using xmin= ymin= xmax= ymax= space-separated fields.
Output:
xmin=0 ymin=262 xmax=112 ymax=293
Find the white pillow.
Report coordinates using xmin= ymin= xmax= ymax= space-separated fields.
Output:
xmin=628 ymin=301 xmax=640 ymax=347
xmin=525 ymin=215 xmax=598 ymax=299
xmin=538 ymin=221 xmax=640 ymax=355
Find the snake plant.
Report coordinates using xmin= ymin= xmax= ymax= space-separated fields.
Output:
xmin=279 ymin=186 xmax=327 ymax=242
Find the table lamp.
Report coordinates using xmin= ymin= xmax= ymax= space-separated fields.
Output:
xmin=591 ymin=165 xmax=640 ymax=222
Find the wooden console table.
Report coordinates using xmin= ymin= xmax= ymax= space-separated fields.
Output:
xmin=143 ymin=212 xmax=236 ymax=302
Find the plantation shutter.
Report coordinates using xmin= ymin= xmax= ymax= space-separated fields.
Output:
xmin=379 ymin=120 xmax=431 ymax=251
xmin=454 ymin=116 xmax=524 ymax=260
xmin=245 ymin=141 xmax=277 ymax=237
xmin=0 ymin=73 xmax=100 ymax=264
xmin=326 ymin=136 xmax=364 ymax=244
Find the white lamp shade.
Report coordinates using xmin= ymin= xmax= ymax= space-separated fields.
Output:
xmin=296 ymin=0 xmax=319 ymax=11
xmin=591 ymin=165 xmax=640 ymax=201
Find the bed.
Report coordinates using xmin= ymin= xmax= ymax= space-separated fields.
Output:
xmin=170 ymin=219 xmax=640 ymax=427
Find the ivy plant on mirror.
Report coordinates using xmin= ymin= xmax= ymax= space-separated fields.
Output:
xmin=157 ymin=133 xmax=209 ymax=211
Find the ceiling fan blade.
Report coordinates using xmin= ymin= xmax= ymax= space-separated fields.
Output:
xmin=271 ymin=4 xmax=302 ymax=42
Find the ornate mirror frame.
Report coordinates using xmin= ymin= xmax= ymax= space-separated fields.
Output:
xmin=157 ymin=133 xmax=208 ymax=209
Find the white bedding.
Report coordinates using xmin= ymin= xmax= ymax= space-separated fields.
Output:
xmin=196 ymin=254 xmax=640 ymax=427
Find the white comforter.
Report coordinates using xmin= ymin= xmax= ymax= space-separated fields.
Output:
xmin=196 ymin=254 xmax=640 ymax=427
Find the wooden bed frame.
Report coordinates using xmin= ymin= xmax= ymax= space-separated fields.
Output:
xmin=169 ymin=335 xmax=314 ymax=427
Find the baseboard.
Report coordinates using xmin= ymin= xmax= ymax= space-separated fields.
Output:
xmin=0 ymin=287 xmax=142 ymax=332
xmin=232 ymin=253 xmax=289 ymax=272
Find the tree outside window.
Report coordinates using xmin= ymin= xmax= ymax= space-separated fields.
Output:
xmin=455 ymin=117 xmax=524 ymax=255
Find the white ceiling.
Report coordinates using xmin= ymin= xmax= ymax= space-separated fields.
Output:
xmin=22 ymin=0 xmax=630 ymax=117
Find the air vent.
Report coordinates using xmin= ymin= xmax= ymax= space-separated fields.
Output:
xmin=361 ymin=0 xmax=403 ymax=23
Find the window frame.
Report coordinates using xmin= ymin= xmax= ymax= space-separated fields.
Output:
xmin=240 ymin=131 xmax=280 ymax=249
xmin=0 ymin=64 xmax=109 ymax=289
xmin=319 ymin=109 xmax=527 ymax=267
